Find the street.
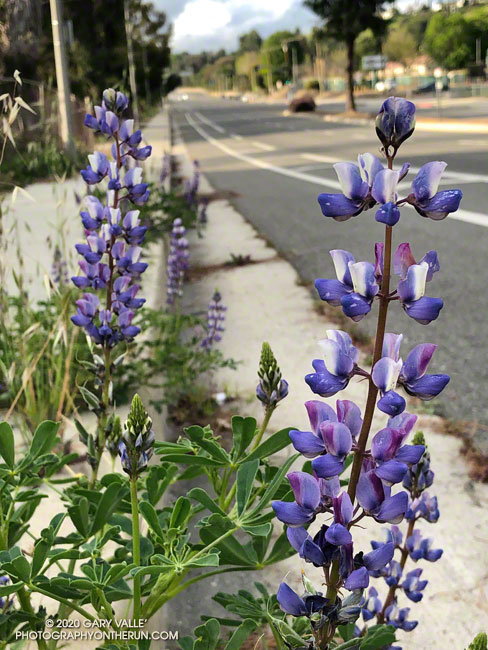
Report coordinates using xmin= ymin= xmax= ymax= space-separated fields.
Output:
xmin=171 ymin=92 xmax=488 ymax=448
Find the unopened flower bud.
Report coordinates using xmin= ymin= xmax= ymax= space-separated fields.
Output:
xmin=256 ymin=342 xmax=288 ymax=408
xmin=375 ymin=96 xmax=416 ymax=153
xmin=118 ymin=394 xmax=154 ymax=477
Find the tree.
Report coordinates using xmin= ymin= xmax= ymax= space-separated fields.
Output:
xmin=261 ymin=30 xmax=305 ymax=86
xmin=423 ymin=12 xmax=473 ymax=70
xmin=303 ymin=0 xmax=393 ymax=111
xmin=384 ymin=26 xmax=417 ymax=66
xmin=238 ymin=29 xmax=262 ymax=53
xmin=235 ymin=51 xmax=261 ymax=90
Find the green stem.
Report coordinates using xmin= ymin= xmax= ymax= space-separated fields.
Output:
xmin=130 ymin=477 xmax=142 ymax=621
xmin=17 ymin=587 xmax=48 ymax=650
xmin=269 ymin=622 xmax=288 ymax=650
xmin=29 ymin=584 xmax=95 ymax=622
xmin=251 ymin=405 xmax=275 ymax=450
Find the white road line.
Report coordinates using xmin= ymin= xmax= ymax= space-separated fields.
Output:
xmin=457 ymin=138 xmax=488 ymax=147
xmin=252 ymin=141 xmax=276 ymax=152
xmin=300 ymin=153 xmax=342 ymax=164
xmin=185 ymin=112 xmax=488 ymax=229
xmin=230 ymin=133 xmax=243 ymax=140
xmin=194 ymin=111 xmax=226 ymax=134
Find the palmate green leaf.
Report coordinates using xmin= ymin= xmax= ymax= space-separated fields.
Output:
xmin=0 ymin=421 xmax=15 ymax=468
xmin=223 ymin=619 xmax=257 ymax=650
xmin=241 ymin=522 xmax=272 ymax=537
xmin=199 ymin=514 xmax=257 ymax=567
xmin=358 ymin=625 xmax=396 ymax=650
xmin=231 ymin=416 xmax=257 ymax=460
xmin=0 ymin=580 xmax=23 ymax=596
xmin=155 ymin=454 xmax=224 ymax=467
xmin=243 ymin=427 xmax=295 ymax=463
xmin=184 ymin=553 xmax=220 ymax=569
xmin=236 ymin=460 xmax=259 ymax=517
xmin=179 ymin=618 xmax=221 ymax=650
xmin=185 ymin=426 xmax=231 ymax=464
xmin=31 ymin=539 xmax=50 ymax=578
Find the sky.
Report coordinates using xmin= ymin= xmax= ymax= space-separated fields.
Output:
xmin=154 ymin=0 xmax=319 ymax=53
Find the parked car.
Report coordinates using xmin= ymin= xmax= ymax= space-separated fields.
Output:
xmin=413 ymin=79 xmax=449 ymax=94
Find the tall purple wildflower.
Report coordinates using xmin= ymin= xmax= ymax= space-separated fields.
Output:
xmin=166 ymin=218 xmax=189 ymax=305
xmin=201 ymin=290 xmax=226 ymax=349
xmin=71 ymin=88 xmax=151 ymax=347
xmin=272 ymin=97 xmax=460 ymax=649
xmin=184 ymin=160 xmax=200 ymax=207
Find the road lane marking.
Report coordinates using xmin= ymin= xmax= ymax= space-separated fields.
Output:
xmin=300 ymin=153 xmax=342 ymax=164
xmin=194 ymin=111 xmax=226 ymax=134
xmin=252 ymin=141 xmax=276 ymax=152
xmin=185 ymin=112 xmax=488 ymax=229
xmin=230 ymin=133 xmax=243 ymax=140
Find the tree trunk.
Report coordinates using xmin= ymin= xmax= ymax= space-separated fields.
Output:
xmin=346 ymin=37 xmax=356 ymax=113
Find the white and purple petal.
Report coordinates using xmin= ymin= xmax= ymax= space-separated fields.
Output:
xmin=334 ymin=162 xmax=369 ymax=200
xmin=404 ymin=296 xmax=444 ymax=324
xmin=411 ymin=161 xmax=446 ymax=201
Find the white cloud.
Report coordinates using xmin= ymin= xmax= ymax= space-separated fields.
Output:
xmin=167 ymin=0 xmax=317 ymax=53
xmin=174 ymin=0 xmax=232 ymax=39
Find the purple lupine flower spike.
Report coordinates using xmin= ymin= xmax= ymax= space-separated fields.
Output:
xmin=201 ymin=290 xmax=226 ymax=349
xmin=166 ymin=218 xmax=189 ymax=305
xmin=72 ymin=88 xmax=150 ymax=347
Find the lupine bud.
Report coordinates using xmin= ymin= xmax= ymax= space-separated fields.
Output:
xmin=256 ymin=342 xmax=288 ymax=408
xmin=106 ymin=414 xmax=122 ymax=458
xmin=118 ymin=394 xmax=155 ymax=478
xmin=468 ymin=633 xmax=488 ymax=650
xmin=102 ymin=88 xmax=129 ymax=115
xmin=375 ymin=97 xmax=416 ymax=153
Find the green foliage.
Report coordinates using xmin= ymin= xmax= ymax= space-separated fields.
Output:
xmin=0 ymin=289 xmax=90 ymax=432
xmin=423 ymin=12 xmax=473 ymax=70
xmin=239 ymin=30 xmax=263 ymax=53
xmin=0 ymin=138 xmax=87 ymax=187
xmin=262 ymin=30 xmax=306 ymax=83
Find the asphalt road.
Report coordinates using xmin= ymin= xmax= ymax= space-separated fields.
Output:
xmin=170 ymin=93 xmax=488 ymax=452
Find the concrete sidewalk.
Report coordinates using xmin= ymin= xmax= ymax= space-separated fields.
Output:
xmin=170 ymin=112 xmax=488 ymax=649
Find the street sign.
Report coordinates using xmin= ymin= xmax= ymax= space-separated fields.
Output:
xmin=362 ymin=55 xmax=387 ymax=71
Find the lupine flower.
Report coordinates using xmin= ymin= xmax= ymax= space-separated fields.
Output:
xmin=305 ymin=330 xmax=359 ymax=397
xmin=370 ymin=421 xmax=425 ymax=486
xmin=289 ymin=398 xmax=362 ymax=459
xmin=393 ymin=243 xmax=443 ymax=324
xmin=362 ymin=586 xmax=382 ymax=621
xmin=356 ymin=471 xmax=408 ymax=524
xmin=272 ymin=471 xmax=323 ymax=526
xmin=401 ymin=568 xmax=428 ymax=602
xmin=406 ymin=529 xmax=443 ymax=562
xmin=372 ymin=333 xmax=449 ymax=415
xmin=72 ymin=89 xmax=150 ymax=346
xmin=256 ymin=342 xmax=288 ymax=408
xmin=403 ymin=436 xmax=434 ymax=493
xmin=81 ymin=152 xmax=110 ymax=184
xmin=372 ymin=164 xmax=410 ymax=227
xmin=385 ymin=603 xmax=418 ymax=631
xmin=406 ymin=492 xmax=440 ymax=523
xmin=50 ymin=245 xmax=69 ymax=286
xmin=201 ymin=290 xmax=226 ymax=349
xmin=311 ymin=420 xmax=354 ymax=478
xmin=166 ymin=218 xmax=189 ymax=305
xmin=276 ymin=582 xmax=328 ymax=617
xmin=407 ymin=162 xmax=462 ymax=221
xmin=0 ymin=575 xmax=13 ymax=610
xmin=384 ymin=560 xmax=403 ymax=587
xmin=375 ymin=97 xmax=416 ymax=152
xmin=118 ymin=394 xmax=155 ymax=478
xmin=315 ymin=250 xmax=380 ymax=320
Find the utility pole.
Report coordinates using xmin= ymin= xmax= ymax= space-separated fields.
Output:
xmin=124 ymin=0 xmax=140 ymax=125
xmin=49 ymin=0 xmax=75 ymax=155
